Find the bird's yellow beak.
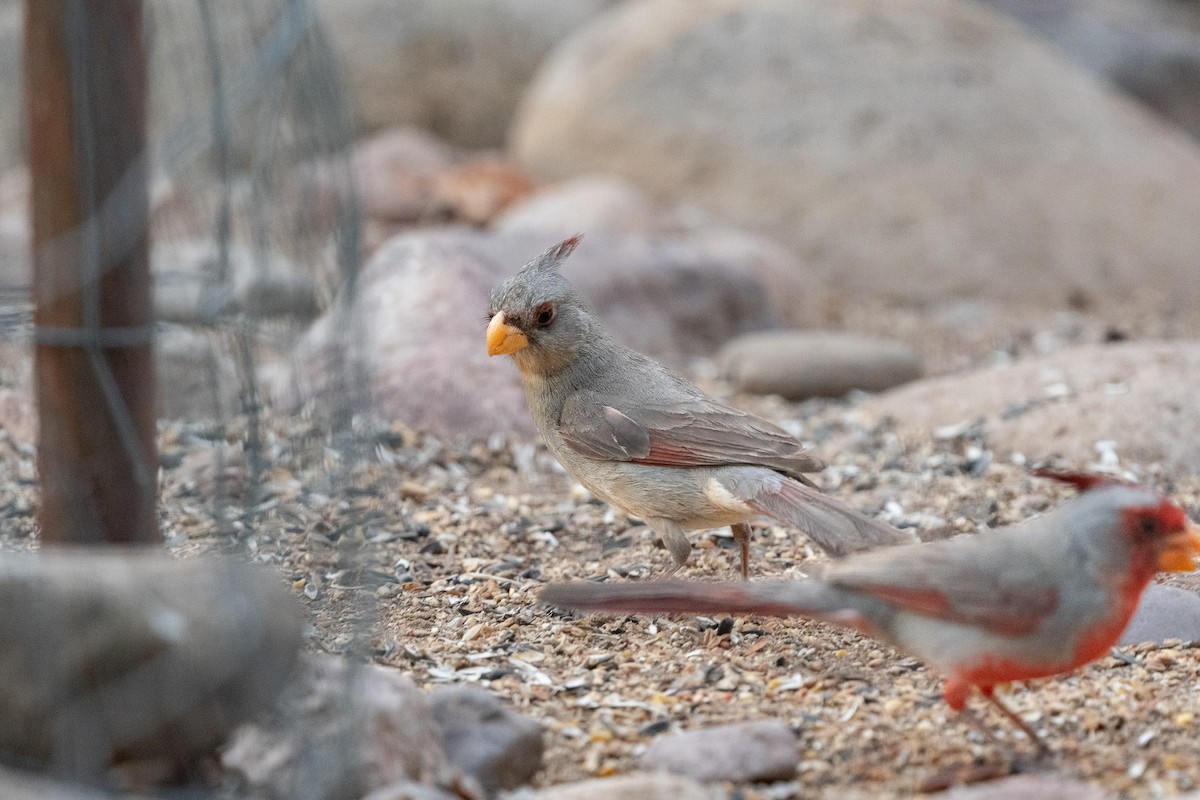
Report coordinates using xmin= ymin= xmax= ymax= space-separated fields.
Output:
xmin=486 ymin=312 xmax=528 ymax=357
xmin=1157 ymin=520 xmax=1200 ymax=572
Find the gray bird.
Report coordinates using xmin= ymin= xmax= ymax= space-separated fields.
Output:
xmin=486 ymin=235 xmax=916 ymax=578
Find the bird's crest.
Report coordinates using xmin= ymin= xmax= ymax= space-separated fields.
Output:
xmin=1033 ymin=467 xmax=1124 ymax=493
xmin=520 ymin=234 xmax=582 ymax=276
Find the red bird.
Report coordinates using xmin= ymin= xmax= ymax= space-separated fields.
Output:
xmin=541 ymin=470 xmax=1200 ymax=751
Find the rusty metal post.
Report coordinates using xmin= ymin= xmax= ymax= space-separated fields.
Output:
xmin=27 ymin=1 xmax=158 ymax=544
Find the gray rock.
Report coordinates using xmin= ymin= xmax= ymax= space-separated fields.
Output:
xmin=494 ymin=175 xmax=674 ymax=236
xmin=0 ymin=550 xmax=302 ymax=779
xmin=523 ymin=772 xmax=719 ymax=800
xmin=718 ymin=331 xmax=922 ymax=400
xmin=1120 ymin=584 xmax=1200 ymax=646
xmin=0 ymin=765 xmax=154 ymax=800
xmin=980 ymin=0 xmax=1200 ymax=140
xmin=222 ymin=654 xmax=449 ymax=800
xmin=274 ymin=227 xmax=781 ymax=441
xmin=639 ymin=719 xmax=796 ymax=785
xmin=937 ymin=774 xmax=1113 ymax=799
xmin=318 ymin=0 xmax=615 ymax=148
xmin=429 ymin=685 xmax=543 ymax=795
xmin=512 ymin=0 xmax=1200 ymax=314
xmin=298 ymin=127 xmax=459 ymax=226
xmin=155 ymin=325 xmax=240 ymax=421
xmin=362 ymin=782 xmax=464 ymax=800
xmin=153 ymin=240 xmax=318 ymax=323
xmin=866 ymin=341 xmax=1200 ymax=472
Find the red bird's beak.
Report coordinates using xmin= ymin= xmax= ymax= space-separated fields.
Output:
xmin=487 ymin=312 xmax=528 ymax=356
xmin=1158 ymin=520 xmax=1200 ymax=572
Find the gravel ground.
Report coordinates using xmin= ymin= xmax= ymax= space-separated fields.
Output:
xmin=128 ymin=372 xmax=1200 ymax=800
xmin=0 ymin=303 xmax=1196 ymax=797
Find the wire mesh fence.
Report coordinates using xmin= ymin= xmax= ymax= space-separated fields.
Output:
xmin=7 ymin=1 xmax=385 ymax=796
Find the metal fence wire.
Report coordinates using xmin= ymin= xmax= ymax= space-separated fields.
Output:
xmin=7 ymin=1 xmax=384 ymax=797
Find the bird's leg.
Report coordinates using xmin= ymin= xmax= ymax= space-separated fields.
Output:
xmin=647 ymin=517 xmax=691 ymax=578
xmin=982 ymin=690 xmax=1052 ymax=758
xmin=731 ymin=522 xmax=752 ymax=580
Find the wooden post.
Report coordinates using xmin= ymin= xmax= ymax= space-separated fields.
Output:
xmin=27 ymin=1 xmax=158 ymax=544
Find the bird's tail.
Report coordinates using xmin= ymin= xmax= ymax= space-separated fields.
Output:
xmin=727 ymin=473 xmax=918 ymax=557
xmin=540 ymin=579 xmax=847 ymax=620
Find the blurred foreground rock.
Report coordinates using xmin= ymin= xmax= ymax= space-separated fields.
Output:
xmin=718 ymin=331 xmax=922 ymax=400
xmin=223 ymin=654 xmax=450 ymax=799
xmin=513 ymin=0 xmax=1200 ymax=314
xmin=429 ymin=685 xmax=543 ymax=795
xmin=0 ymin=550 xmax=302 ymax=779
xmin=522 ymin=772 xmax=717 ymax=800
xmin=866 ymin=341 xmax=1200 ymax=471
xmin=0 ymin=765 xmax=153 ymax=800
xmin=274 ymin=228 xmax=786 ymax=441
xmin=362 ymin=782 xmax=464 ymax=800
xmin=223 ymin=654 xmax=545 ymax=799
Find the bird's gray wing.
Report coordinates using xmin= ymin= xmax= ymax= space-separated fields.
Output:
xmin=824 ymin=534 xmax=1061 ymax=637
xmin=558 ymin=390 xmax=825 ymax=480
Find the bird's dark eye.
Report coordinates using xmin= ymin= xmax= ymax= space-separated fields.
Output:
xmin=1139 ymin=516 xmax=1159 ymax=537
xmin=534 ymin=302 xmax=556 ymax=328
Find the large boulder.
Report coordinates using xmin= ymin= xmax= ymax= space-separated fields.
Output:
xmin=274 ymin=227 xmax=784 ymax=441
xmin=318 ymin=0 xmax=616 ymax=148
xmin=865 ymin=340 xmax=1200 ymax=471
xmin=980 ymin=0 xmax=1200 ymax=140
xmin=512 ymin=0 xmax=1200 ymax=314
xmin=0 ymin=550 xmax=302 ymax=779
